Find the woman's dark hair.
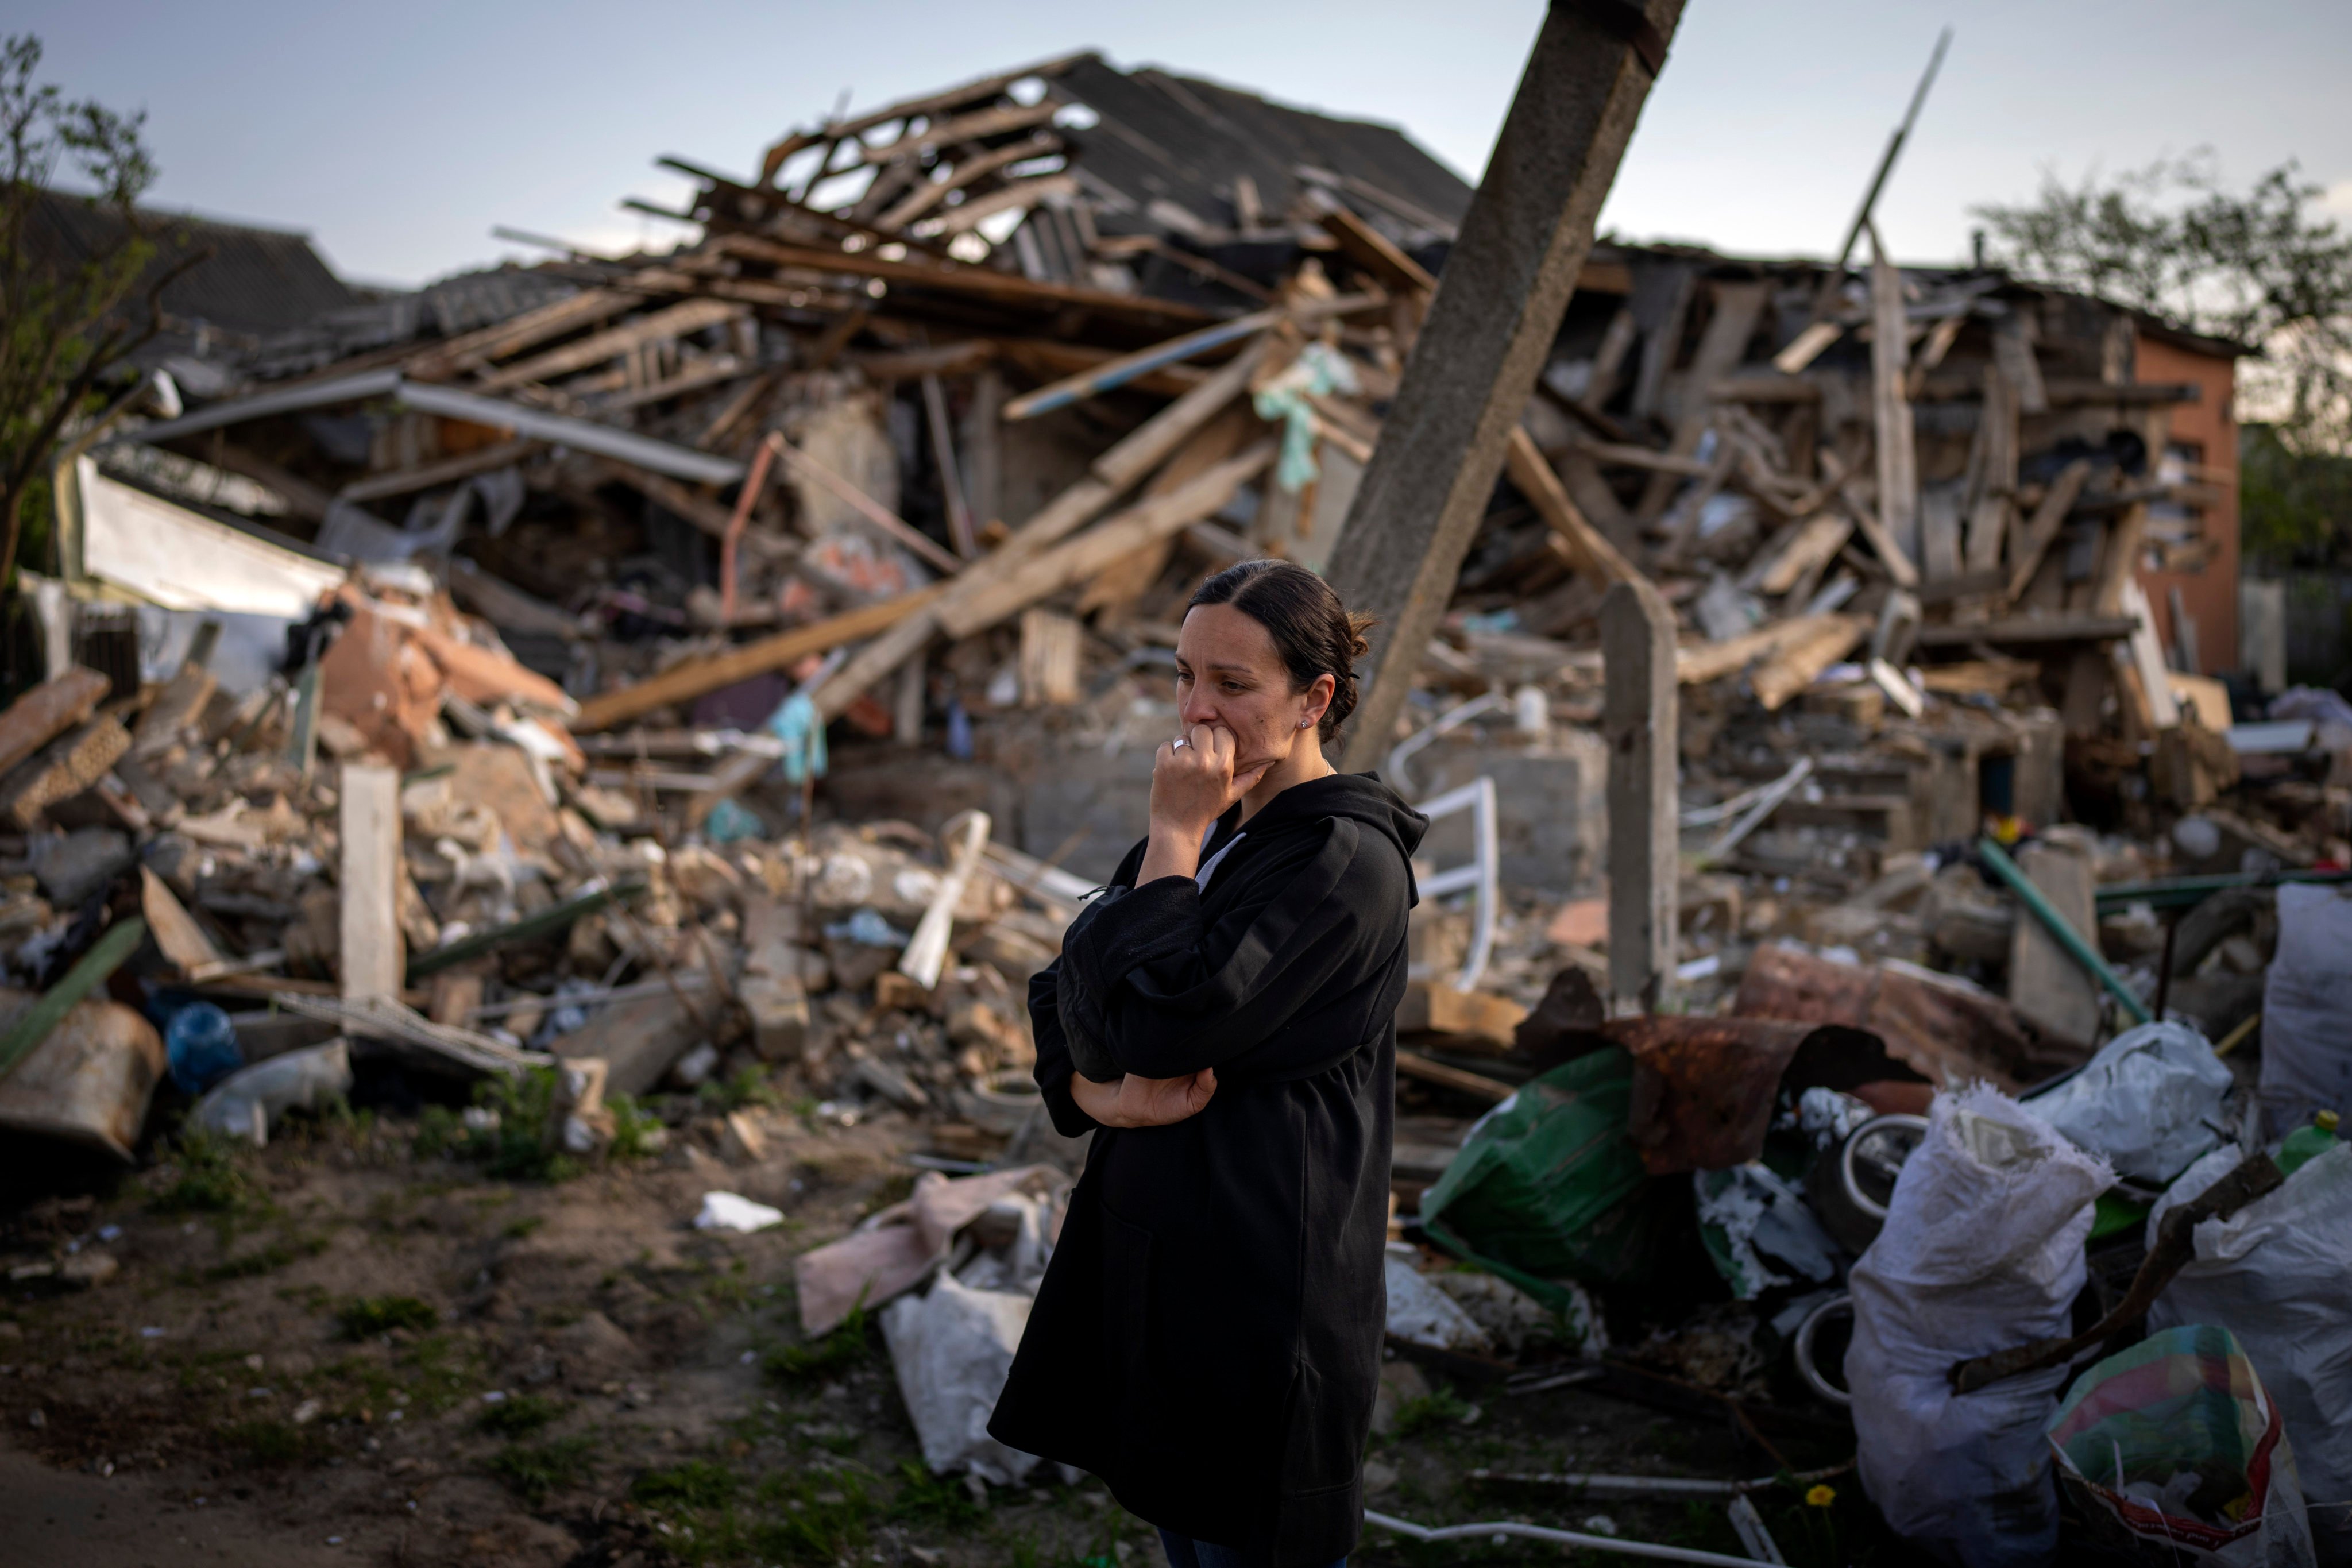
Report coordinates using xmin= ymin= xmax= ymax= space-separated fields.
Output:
xmin=1185 ymin=559 xmax=1374 ymax=742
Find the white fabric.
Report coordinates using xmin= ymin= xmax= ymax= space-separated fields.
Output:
xmin=1846 ymin=1086 xmax=2111 ymax=1567
xmin=2149 ymin=1144 xmax=2352 ymax=1562
xmin=1195 ymin=829 xmax=1246 ymax=890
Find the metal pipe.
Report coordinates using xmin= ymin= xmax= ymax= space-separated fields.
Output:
xmin=1977 ymin=837 xmax=2152 ymax=1025
xmin=1364 ymin=1508 xmax=1770 ymax=1567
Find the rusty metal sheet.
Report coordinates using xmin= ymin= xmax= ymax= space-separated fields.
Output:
xmin=1731 ymin=943 xmax=2080 ymax=1090
xmin=0 ymin=990 xmax=165 ymax=1161
xmin=1609 ymin=1014 xmax=1811 ymax=1175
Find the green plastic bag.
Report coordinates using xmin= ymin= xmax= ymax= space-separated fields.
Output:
xmin=1418 ymin=1046 xmax=1664 ymax=1302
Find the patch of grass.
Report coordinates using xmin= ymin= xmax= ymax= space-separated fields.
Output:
xmin=476 ymin=1392 xmax=565 ymax=1437
xmin=697 ymin=1064 xmax=782 ymax=1113
xmin=489 ymin=1434 xmax=597 ymax=1505
xmin=764 ymin=1304 xmax=874 ymax=1382
xmin=608 ymin=1092 xmax=661 ymax=1161
xmin=1389 ymin=1385 xmax=1477 ymax=1440
xmin=413 ymin=1069 xmax=585 ymax=1181
xmin=222 ymin=1417 xmax=326 ymax=1467
xmin=501 ymin=1214 xmax=545 ymax=1241
xmin=337 ymin=1295 xmax=438 ymax=1338
xmin=632 ymin=1459 xmax=740 ymax=1510
xmin=888 ymin=1459 xmax=983 ymax=1527
xmin=150 ymin=1133 xmax=262 ymax=1216
xmin=198 ymin=1233 xmax=327 ymax=1283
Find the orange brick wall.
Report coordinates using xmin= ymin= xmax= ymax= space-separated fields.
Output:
xmin=2132 ymin=334 xmax=2239 ymax=675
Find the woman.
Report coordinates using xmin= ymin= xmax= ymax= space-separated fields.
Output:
xmin=989 ymin=561 xmax=1427 ymax=1568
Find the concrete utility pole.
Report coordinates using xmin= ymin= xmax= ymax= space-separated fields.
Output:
xmin=1329 ymin=0 xmax=1686 ymax=773
xmin=1602 ymin=580 xmax=1678 ymax=1014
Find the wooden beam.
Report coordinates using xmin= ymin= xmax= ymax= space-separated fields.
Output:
xmin=811 ymin=338 xmax=1269 ymax=721
xmin=862 ymin=101 xmax=1061 ymax=165
xmin=718 ymin=235 xmax=1218 ymax=331
xmin=0 ymin=667 xmax=110 ymax=777
xmin=575 ymin=587 xmax=947 ymax=732
xmin=1604 ymin=580 xmax=1679 ymax=1015
xmin=1503 ymin=427 xmax=1640 ymax=584
xmin=404 ymin=288 xmax=639 ymax=381
xmin=936 ymin=443 xmax=1275 ymax=636
xmin=480 ymin=298 xmax=746 ymax=392
xmin=1868 ymin=228 xmax=1920 ymax=565
xmin=2003 ymin=458 xmax=2094 ymax=603
xmin=876 ymin=132 xmax=1063 ymax=230
xmin=340 ymin=438 xmax=537 ymax=504
xmin=1636 ymin=280 xmax=1767 ymax=522
xmin=338 ymin=763 xmax=403 ymax=1002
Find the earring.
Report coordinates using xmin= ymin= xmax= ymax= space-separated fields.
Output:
xmin=1298 ymin=717 xmax=1312 ymax=728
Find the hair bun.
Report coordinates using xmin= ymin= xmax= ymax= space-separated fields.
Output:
xmin=1185 ymin=560 xmax=1374 ymax=744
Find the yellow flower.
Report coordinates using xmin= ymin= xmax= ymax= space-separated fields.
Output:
xmin=1806 ymin=1485 xmax=1837 ymax=1509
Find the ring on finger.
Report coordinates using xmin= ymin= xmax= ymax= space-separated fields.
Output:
xmin=1171 ymin=736 xmax=1188 ymax=749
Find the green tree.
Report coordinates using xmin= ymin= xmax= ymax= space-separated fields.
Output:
xmin=0 ymin=34 xmax=188 ymax=589
xmin=1973 ymin=154 xmax=2352 ymax=453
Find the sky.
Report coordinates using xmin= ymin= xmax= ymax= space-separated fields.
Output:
xmin=17 ymin=1 xmax=2352 ymax=290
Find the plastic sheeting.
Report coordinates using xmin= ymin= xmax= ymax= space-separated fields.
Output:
xmin=1846 ymin=1086 xmax=2111 ymax=1567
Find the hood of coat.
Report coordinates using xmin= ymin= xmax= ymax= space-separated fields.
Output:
xmin=1238 ymin=769 xmax=1428 ymax=868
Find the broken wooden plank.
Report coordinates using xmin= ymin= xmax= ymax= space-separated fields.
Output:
xmin=0 ymin=667 xmax=110 ymax=777
xmin=1752 ymin=615 xmax=1872 ymax=710
xmin=1868 ymin=228 xmax=1921 ymax=569
xmin=1503 ymin=426 xmax=1640 ymax=584
xmin=1 ymin=716 xmax=130 ymax=829
xmin=1395 ymin=1046 xmax=1515 ymax=1104
xmin=480 ymin=298 xmax=747 ymax=392
xmin=1913 ymin=613 xmax=2139 ymax=650
xmin=721 ymin=235 xmax=1218 ymax=331
xmin=1636 ymin=280 xmax=1768 ymax=522
xmin=1677 ymin=613 xmax=1873 ymax=686
xmin=875 ymin=132 xmax=1063 ymax=229
xmin=936 ymin=442 xmax=1276 ymax=637
xmin=1745 ymin=513 xmax=1852 ymax=596
xmin=339 ymin=438 xmax=538 ymax=504
xmin=812 ymin=338 xmax=1269 ymax=721
xmin=2003 ymin=458 xmax=2095 ymax=603
xmin=1396 ymin=980 xmax=1528 ymax=1045
xmin=339 ymin=763 xmax=403 ymax=1002
xmin=576 ymin=586 xmax=945 ymax=732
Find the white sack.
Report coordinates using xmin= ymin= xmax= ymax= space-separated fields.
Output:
xmin=1847 ymin=1085 xmax=2110 ymax=1567
xmin=191 ymin=1040 xmax=353 ymax=1146
xmin=2150 ymin=1143 xmax=2352 ymax=1563
xmin=2261 ymin=885 xmax=2352 ymax=1138
xmin=2026 ymin=1019 xmax=2233 ymax=1187
xmin=881 ymin=1273 xmax=1044 ymax=1486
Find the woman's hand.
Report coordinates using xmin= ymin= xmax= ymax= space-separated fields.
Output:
xmin=1069 ymin=1068 xmax=1218 ymax=1129
xmin=1152 ymin=724 xmax=1272 ymax=837
xmin=1138 ymin=725 xmax=1272 ymax=884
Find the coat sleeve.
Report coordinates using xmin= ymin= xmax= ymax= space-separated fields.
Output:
xmin=1054 ymin=820 xmax=1398 ymax=1080
xmin=1026 ymin=957 xmax=1102 ymax=1139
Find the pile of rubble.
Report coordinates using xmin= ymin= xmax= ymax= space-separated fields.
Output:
xmin=7 ymin=38 xmax=2352 ymax=1567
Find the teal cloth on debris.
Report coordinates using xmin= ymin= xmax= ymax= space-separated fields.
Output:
xmin=1418 ymin=1045 xmax=1666 ymax=1304
xmin=765 ymin=692 xmax=827 ymax=785
xmin=1250 ymin=342 xmax=1360 ymax=493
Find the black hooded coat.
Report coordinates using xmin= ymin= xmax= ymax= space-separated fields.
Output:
xmin=987 ymin=772 xmax=1427 ymax=1566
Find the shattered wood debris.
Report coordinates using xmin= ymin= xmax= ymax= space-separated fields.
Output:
xmin=6 ymin=39 xmax=2352 ymax=1566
